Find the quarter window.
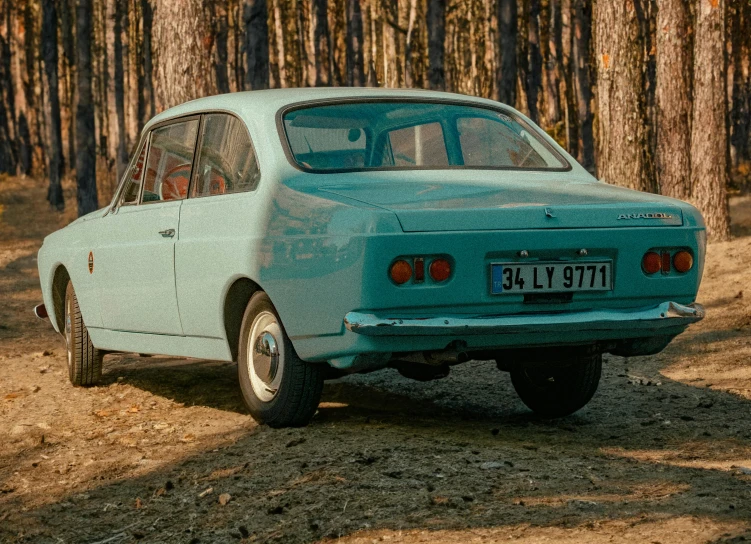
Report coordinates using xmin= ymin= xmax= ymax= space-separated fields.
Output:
xmin=192 ymin=114 xmax=260 ymax=197
xmin=120 ymin=143 xmax=148 ymax=205
xmin=142 ymin=119 xmax=199 ymax=203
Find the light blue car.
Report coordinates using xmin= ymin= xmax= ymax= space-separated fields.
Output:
xmin=36 ymin=88 xmax=705 ymax=427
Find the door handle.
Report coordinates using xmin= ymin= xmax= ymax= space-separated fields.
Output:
xmin=159 ymin=228 xmax=175 ymax=238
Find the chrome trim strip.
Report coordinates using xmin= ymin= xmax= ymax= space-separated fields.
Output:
xmin=344 ymin=302 xmax=704 ymax=337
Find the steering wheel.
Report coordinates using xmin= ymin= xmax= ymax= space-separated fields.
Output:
xmin=159 ymin=164 xmax=191 ymax=201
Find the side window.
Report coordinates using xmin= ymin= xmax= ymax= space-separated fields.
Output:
xmin=142 ymin=119 xmax=199 ymax=203
xmin=384 ymin=122 xmax=448 ymax=167
xmin=192 ymin=114 xmax=260 ymax=197
xmin=120 ymin=142 xmax=148 ymax=205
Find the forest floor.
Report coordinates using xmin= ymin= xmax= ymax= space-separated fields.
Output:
xmin=1 ymin=175 xmax=751 ymax=544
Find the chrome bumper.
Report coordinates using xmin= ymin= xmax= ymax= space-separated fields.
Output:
xmin=344 ymin=302 xmax=704 ymax=337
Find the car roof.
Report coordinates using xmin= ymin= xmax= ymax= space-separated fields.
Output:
xmin=144 ymin=88 xmax=512 ymax=132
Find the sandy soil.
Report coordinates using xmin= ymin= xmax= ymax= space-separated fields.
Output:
xmin=1 ymin=175 xmax=750 ymax=544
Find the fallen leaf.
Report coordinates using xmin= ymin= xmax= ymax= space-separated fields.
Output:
xmin=180 ymin=433 xmax=196 ymax=442
xmin=218 ymin=493 xmax=231 ymax=505
xmin=154 ymin=488 xmax=166 ymax=497
xmin=431 ymin=496 xmax=449 ymax=505
xmin=93 ymin=410 xmax=112 ymax=418
xmin=127 ymin=405 xmax=141 ymax=413
xmin=135 ymin=498 xmax=142 ymax=509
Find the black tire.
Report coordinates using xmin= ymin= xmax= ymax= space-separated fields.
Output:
xmin=64 ymin=281 xmax=103 ymax=386
xmin=510 ymin=354 xmax=602 ymax=418
xmin=237 ymin=292 xmax=324 ymax=428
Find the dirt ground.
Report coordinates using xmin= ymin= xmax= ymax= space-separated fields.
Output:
xmin=1 ymin=175 xmax=750 ymax=544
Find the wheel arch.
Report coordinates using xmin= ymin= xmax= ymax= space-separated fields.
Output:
xmin=223 ymin=276 xmax=262 ymax=362
xmin=51 ymin=264 xmax=71 ymax=333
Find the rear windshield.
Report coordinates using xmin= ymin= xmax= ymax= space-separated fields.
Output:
xmin=281 ymin=101 xmax=568 ymax=172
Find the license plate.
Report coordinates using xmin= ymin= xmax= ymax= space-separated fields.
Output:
xmin=490 ymin=261 xmax=612 ymax=294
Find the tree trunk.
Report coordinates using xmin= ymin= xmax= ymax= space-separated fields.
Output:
xmin=497 ymin=0 xmax=517 ymax=105
xmin=594 ymin=0 xmax=653 ymax=192
xmin=141 ymin=0 xmax=155 ymax=123
xmin=61 ymin=0 xmax=76 ymax=168
xmin=542 ymin=0 xmax=561 ymax=124
xmin=114 ymin=0 xmax=128 ymax=180
xmin=42 ymin=0 xmax=64 ymax=209
xmin=526 ymin=0 xmax=542 ymax=122
xmin=690 ymin=0 xmax=730 ymax=240
xmin=272 ymin=0 xmax=286 ymax=87
xmin=213 ymin=1 xmax=230 ymax=94
xmin=426 ymin=0 xmax=445 ymax=90
xmin=346 ymin=0 xmax=365 ymax=86
xmin=75 ymin=0 xmax=98 ymax=215
xmin=729 ymin=0 xmax=750 ymax=164
xmin=655 ymin=0 xmax=691 ymax=200
xmin=0 ymin=0 xmax=16 ymax=174
xmin=312 ymin=0 xmax=331 ymax=86
xmin=243 ymin=0 xmax=269 ymax=90
xmin=153 ymin=0 xmax=217 ymax=110
xmin=405 ymin=0 xmax=417 ymax=88
xmin=572 ymin=0 xmax=593 ymax=171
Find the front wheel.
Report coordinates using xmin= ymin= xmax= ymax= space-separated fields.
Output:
xmin=237 ymin=292 xmax=324 ymax=428
xmin=510 ymin=354 xmax=602 ymax=418
xmin=64 ymin=281 xmax=103 ymax=386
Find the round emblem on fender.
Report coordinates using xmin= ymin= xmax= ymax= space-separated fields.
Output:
xmin=88 ymin=251 xmax=94 ymax=274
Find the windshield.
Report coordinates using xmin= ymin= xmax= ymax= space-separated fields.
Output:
xmin=281 ymin=101 xmax=569 ymax=172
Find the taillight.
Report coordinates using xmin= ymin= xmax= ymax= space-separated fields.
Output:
xmin=642 ymin=252 xmax=662 ymax=274
xmin=673 ymin=251 xmax=694 ymax=273
xmin=390 ymin=260 xmax=412 ymax=284
xmin=429 ymin=258 xmax=452 ymax=282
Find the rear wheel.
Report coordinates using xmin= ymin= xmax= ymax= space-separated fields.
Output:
xmin=510 ymin=354 xmax=602 ymax=418
xmin=64 ymin=281 xmax=103 ymax=386
xmin=237 ymin=292 xmax=324 ymax=428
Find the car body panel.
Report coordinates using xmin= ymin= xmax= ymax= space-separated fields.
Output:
xmin=36 ymin=88 xmax=706 ymax=369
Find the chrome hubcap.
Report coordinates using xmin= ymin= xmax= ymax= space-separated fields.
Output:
xmin=247 ymin=311 xmax=284 ymax=402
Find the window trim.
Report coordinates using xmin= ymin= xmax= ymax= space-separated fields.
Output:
xmin=189 ymin=111 xmax=262 ymax=199
xmin=276 ymin=97 xmax=572 ymax=174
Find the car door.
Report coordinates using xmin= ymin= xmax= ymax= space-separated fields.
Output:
xmin=175 ymin=113 xmax=262 ymax=340
xmin=94 ymin=116 xmax=200 ymax=335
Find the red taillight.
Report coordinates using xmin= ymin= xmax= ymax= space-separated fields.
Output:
xmin=390 ymin=260 xmax=413 ymax=284
xmin=673 ymin=251 xmax=694 ymax=273
xmin=429 ymin=258 xmax=451 ymax=282
xmin=642 ymin=252 xmax=662 ymax=274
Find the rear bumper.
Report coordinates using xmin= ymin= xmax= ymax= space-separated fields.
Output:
xmin=344 ymin=301 xmax=704 ymax=337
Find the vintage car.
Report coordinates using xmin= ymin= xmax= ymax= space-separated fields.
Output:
xmin=36 ymin=88 xmax=706 ymax=427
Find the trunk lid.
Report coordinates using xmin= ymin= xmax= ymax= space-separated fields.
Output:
xmin=317 ymin=172 xmax=683 ymax=232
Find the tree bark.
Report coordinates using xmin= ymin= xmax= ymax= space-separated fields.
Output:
xmin=244 ymin=0 xmax=269 ymax=89
xmin=141 ymin=0 xmax=155 ymax=123
xmin=542 ymin=0 xmax=561 ymax=124
xmin=153 ymin=0 xmax=217 ymax=110
xmin=405 ymin=0 xmax=418 ymax=88
xmin=426 ymin=0 xmax=445 ymax=90
xmin=272 ymin=0 xmax=286 ymax=88
xmin=655 ymin=0 xmax=691 ymax=200
xmin=729 ymin=0 xmax=750 ymax=164
xmin=75 ymin=0 xmax=98 ymax=216
xmin=572 ymin=0 xmax=593 ymax=171
xmin=526 ymin=0 xmax=542 ymax=122
xmin=594 ymin=0 xmax=654 ymax=192
xmin=311 ymin=0 xmax=331 ymax=86
xmin=690 ymin=0 xmax=730 ymax=240
xmin=0 ymin=0 xmax=16 ymax=174
xmin=42 ymin=0 xmax=64 ymax=209
xmin=497 ymin=0 xmax=517 ymax=105
xmin=114 ymin=0 xmax=128 ymax=180
xmin=61 ymin=0 xmax=76 ymax=168
xmin=346 ymin=0 xmax=365 ymax=86
xmin=213 ymin=1 xmax=231 ymax=94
